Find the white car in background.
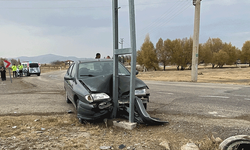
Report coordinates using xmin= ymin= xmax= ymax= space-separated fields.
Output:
xmin=28 ymin=62 xmax=41 ymax=76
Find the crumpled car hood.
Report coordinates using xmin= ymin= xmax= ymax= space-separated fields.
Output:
xmin=79 ymin=74 xmax=148 ymax=96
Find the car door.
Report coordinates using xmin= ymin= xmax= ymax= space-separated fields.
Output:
xmin=65 ymin=63 xmax=74 ymax=102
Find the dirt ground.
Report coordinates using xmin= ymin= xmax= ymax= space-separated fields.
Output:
xmin=1 ymin=65 xmax=250 ymax=150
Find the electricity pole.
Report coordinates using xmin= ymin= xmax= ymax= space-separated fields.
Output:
xmin=191 ymin=0 xmax=201 ymax=82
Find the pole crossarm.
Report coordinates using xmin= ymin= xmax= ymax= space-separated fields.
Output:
xmin=114 ymin=48 xmax=132 ymax=55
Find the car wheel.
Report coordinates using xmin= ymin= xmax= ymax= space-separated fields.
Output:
xmin=66 ymin=92 xmax=71 ymax=103
xmin=37 ymin=73 xmax=40 ymax=76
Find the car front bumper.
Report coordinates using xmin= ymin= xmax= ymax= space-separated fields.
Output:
xmin=77 ymin=100 xmax=112 ymax=121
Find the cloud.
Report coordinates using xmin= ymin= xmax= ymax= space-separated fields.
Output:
xmin=0 ymin=17 xmax=113 ymax=58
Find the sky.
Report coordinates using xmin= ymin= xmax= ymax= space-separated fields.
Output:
xmin=0 ymin=0 xmax=250 ymax=59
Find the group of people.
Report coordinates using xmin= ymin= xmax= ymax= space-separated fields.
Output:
xmin=0 ymin=63 xmax=24 ymax=81
xmin=95 ymin=53 xmax=111 ymax=59
xmin=11 ymin=63 xmax=23 ymax=78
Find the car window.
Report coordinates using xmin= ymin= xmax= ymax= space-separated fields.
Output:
xmin=22 ymin=64 xmax=27 ymax=68
xmin=78 ymin=61 xmax=130 ymax=78
xmin=30 ymin=63 xmax=39 ymax=68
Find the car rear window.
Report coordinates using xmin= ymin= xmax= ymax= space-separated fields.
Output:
xmin=30 ymin=63 xmax=39 ymax=68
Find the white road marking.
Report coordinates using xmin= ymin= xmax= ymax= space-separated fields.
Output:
xmin=208 ymin=111 xmax=218 ymax=115
xmin=157 ymin=92 xmax=173 ymax=95
xmin=201 ymin=96 xmax=229 ymax=99
xmin=244 ymin=98 xmax=250 ymax=101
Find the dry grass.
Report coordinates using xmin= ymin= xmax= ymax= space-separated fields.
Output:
xmin=41 ymin=66 xmax=68 ymax=73
xmin=0 ymin=114 xmax=221 ymax=150
xmin=137 ymin=64 xmax=250 ymax=85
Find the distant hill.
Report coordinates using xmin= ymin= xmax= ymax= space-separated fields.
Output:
xmin=15 ymin=54 xmax=90 ymax=64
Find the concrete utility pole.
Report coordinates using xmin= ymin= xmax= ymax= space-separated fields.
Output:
xmin=191 ymin=0 xmax=201 ymax=82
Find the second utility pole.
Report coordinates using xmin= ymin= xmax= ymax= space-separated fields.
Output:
xmin=191 ymin=0 xmax=201 ymax=82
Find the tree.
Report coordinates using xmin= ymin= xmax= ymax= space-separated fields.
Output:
xmin=169 ymin=38 xmax=192 ymax=70
xmin=156 ymin=38 xmax=170 ymax=71
xmin=170 ymin=39 xmax=185 ymax=70
xmin=51 ymin=60 xmax=65 ymax=66
xmin=241 ymin=40 xmax=250 ymax=66
xmin=213 ymin=50 xmax=229 ymax=68
xmin=205 ymin=38 xmax=223 ymax=68
xmin=137 ymin=34 xmax=159 ymax=71
xmin=11 ymin=59 xmax=18 ymax=65
xmin=222 ymin=42 xmax=237 ymax=65
xmin=0 ymin=58 xmax=4 ymax=66
xmin=182 ymin=37 xmax=193 ymax=69
xmin=199 ymin=43 xmax=212 ymax=65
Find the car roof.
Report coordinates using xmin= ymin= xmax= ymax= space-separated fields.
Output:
xmin=78 ymin=59 xmax=113 ymax=64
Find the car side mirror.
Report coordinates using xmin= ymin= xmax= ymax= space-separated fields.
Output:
xmin=64 ymin=76 xmax=75 ymax=81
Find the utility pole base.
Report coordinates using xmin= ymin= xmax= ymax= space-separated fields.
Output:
xmin=113 ymin=120 xmax=137 ymax=130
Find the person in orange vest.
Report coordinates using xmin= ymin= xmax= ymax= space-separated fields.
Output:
xmin=12 ymin=64 xmax=17 ymax=78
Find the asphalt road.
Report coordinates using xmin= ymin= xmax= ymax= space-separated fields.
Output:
xmin=1 ymin=70 xmax=249 ymax=120
xmin=145 ymin=80 xmax=250 ymax=119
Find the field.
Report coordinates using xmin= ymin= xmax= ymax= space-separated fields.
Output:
xmin=136 ymin=64 xmax=250 ymax=85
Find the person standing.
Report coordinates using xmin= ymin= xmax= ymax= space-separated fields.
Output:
xmin=95 ymin=53 xmax=101 ymax=59
xmin=0 ymin=67 xmax=6 ymax=81
xmin=12 ymin=64 xmax=17 ymax=78
xmin=18 ymin=63 xmax=23 ymax=77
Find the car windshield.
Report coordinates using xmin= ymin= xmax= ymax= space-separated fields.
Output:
xmin=78 ymin=61 xmax=130 ymax=78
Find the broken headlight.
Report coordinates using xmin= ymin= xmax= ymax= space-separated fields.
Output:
xmin=135 ymin=88 xmax=147 ymax=96
xmin=85 ymin=93 xmax=110 ymax=102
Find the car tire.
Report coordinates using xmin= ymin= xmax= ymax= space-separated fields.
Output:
xmin=66 ymin=92 xmax=71 ymax=103
xmin=37 ymin=73 xmax=40 ymax=76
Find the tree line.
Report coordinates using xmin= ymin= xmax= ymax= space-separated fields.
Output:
xmin=137 ymin=34 xmax=250 ymax=71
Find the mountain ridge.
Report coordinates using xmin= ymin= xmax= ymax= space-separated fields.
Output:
xmin=14 ymin=54 xmax=90 ymax=64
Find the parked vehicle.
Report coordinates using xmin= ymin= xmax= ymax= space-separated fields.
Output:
xmin=27 ymin=62 xmax=41 ymax=76
xmin=64 ymin=59 xmax=166 ymax=125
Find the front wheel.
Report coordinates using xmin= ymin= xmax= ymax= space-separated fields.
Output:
xmin=37 ymin=73 xmax=40 ymax=76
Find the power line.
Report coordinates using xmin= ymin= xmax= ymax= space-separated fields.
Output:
xmin=137 ymin=1 xmax=182 ymax=36
xmin=137 ymin=1 xmax=191 ymax=41
xmin=0 ymin=0 xmax=192 ymax=9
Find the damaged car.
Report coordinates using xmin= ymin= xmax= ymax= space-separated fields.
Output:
xmin=64 ymin=59 xmax=166 ymax=125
